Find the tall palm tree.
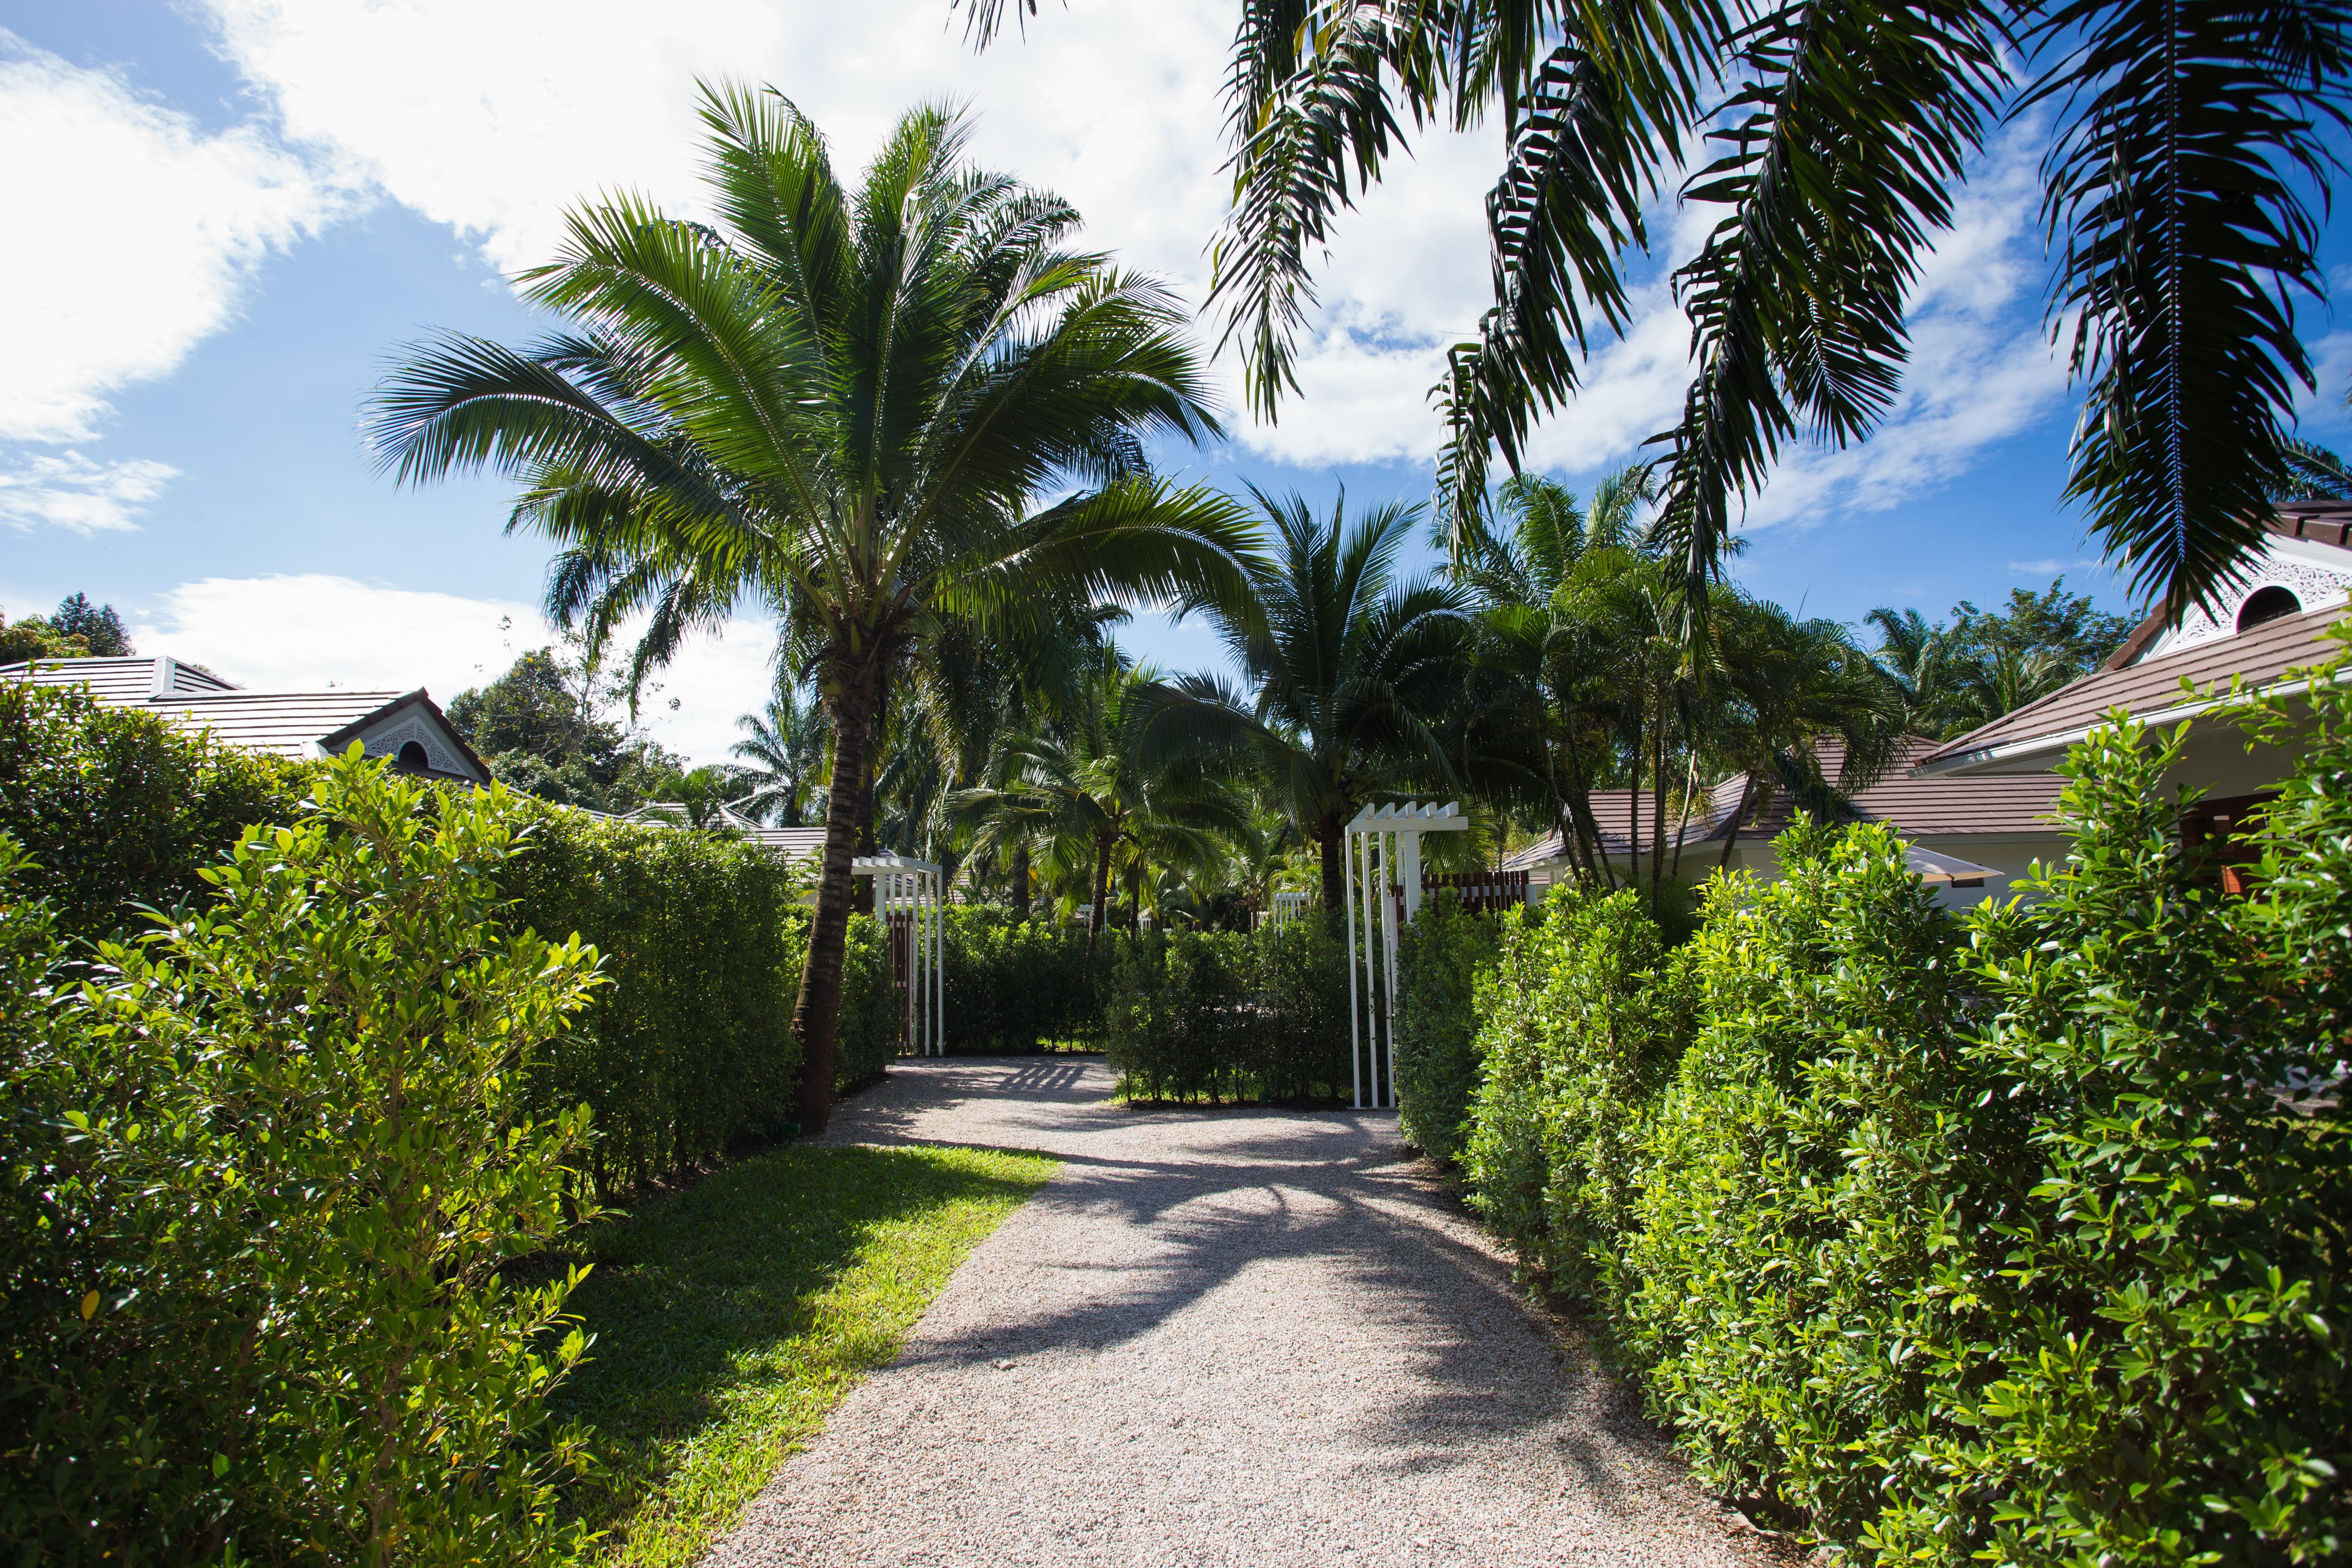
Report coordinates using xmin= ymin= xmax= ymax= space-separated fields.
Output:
xmin=953 ymin=658 xmax=1250 ymax=944
xmin=731 ymin=683 xmax=831 ymax=827
xmin=365 ymin=86 xmax=1257 ymax=1132
xmin=970 ymin=0 xmax=2349 ymax=623
xmin=1132 ymin=488 xmax=1471 ymax=908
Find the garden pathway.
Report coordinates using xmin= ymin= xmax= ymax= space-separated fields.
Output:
xmin=702 ymin=1057 xmax=1779 ymax=1568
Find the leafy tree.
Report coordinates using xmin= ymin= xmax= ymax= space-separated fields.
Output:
xmin=1868 ymin=578 xmax=2133 ymax=736
xmin=969 ymin=0 xmax=2352 ymax=623
xmin=366 ymin=86 xmax=1255 ymax=1132
xmin=1133 ymin=488 xmax=1471 ymax=908
xmin=650 ymin=763 xmax=753 ymax=829
xmin=731 ymin=683 xmax=831 ymax=827
xmin=0 ymin=612 xmax=90 ymax=667
xmin=48 ymin=594 xmax=131 ymax=657
xmin=445 ymin=646 xmax=684 ymax=811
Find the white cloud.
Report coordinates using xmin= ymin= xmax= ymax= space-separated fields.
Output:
xmin=0 ymin=450 xmax=179 ymax=533
xmin=1514 ymin=123 xmax=2070 ymax=532
xmin=192 ymin=0 xmax=1499 ymax=470
xmin=136 ymin=574 xmax=777 ymax=765
xmin=0 ymin=31 xmax=351 ymax=443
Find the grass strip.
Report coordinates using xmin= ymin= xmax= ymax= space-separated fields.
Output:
xmin=552 ymin=1142 xmax=1057 ymax=1566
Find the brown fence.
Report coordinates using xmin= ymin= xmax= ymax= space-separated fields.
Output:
xmin=1421 ymin=869 xmax=1529 ymax=915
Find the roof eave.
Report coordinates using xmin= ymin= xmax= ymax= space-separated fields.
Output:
xmin=1916 ymin=664 xmax=2351 ymax=777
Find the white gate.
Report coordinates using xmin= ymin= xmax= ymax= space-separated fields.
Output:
xmin=1343 ymin=801 xmax=1469 ymax=1109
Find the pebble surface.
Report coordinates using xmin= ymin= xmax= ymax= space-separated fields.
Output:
xmin=700 ymin=1056 xmax=1777 ymax=1568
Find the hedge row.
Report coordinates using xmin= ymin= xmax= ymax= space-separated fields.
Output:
xmin=1450 ymin=696 xmax=2352 ymax=1561
xmin=941 ymin=907 xmax=1110 ymax=1051
xmin=0 ymin=682 xmax=886 ymax=1198
xmin=2 ymin=758 xmax=603 ymax=1562
xmin=1103 ymin=919 xmax=1350 ymax=1103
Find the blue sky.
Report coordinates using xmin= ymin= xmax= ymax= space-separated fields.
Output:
xmin=7 ymin=0 xmax=2352 ymax=763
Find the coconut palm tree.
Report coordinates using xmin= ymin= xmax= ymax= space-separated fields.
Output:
xmin=969 ymin=0 xmax=2349 ymax=623
xmin=1131 ymin=488 xmax=1472 ymax=908
xmin=952 ymin=658 xmax=1250 ymax=945
xmin=365 ymin=86 xmax=1257 ymax=1131
xmin=731 ymin=683 xmax=831 ymax=827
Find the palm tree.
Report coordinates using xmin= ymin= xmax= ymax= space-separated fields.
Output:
xmin=365 ymin=86 xmax=1257 ymax=1132
xmin=969 ymin=0 xmax=2349 ymax=623
xmin=952 ymin=658 xmax=1249 ymax=945
xmin=731 ymin=683 xmax=831 ymax=827
xmin=651 ymin=763 xmax=754 ymax=829
xmin=1132 ymin=488 xmax=1471 ymax=908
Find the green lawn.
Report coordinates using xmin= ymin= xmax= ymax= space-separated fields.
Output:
xmin=551 ymin=1142 xmax=1058 ymax=1566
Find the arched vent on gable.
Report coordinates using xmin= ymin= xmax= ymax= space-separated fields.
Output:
xmin=395 ymin=740 xmax=431 ymax=774
xmin=2237 ymin=585 xmax=2302 ymax=632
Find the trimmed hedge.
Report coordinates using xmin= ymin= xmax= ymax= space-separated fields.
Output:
xmin=1460 ymin=694 xmax=2352 ymax=1561
xmin=0 ymin=681 xmax=307 ymax=944
xmin=941 ymin=907 xmax=1109 ymax=1051
xmin=1 ymin=760 xmax=600 ymax=1564
xmin=1105 ymin=916 xmax=1350 ymax=1103
xmin=1393 ymin=892 xmax=1506 ymax=1164
xmin=0 ymin=682 xmax=889 ymax=1199
xmin=500 ymin=807 xmax=813 ymax=1196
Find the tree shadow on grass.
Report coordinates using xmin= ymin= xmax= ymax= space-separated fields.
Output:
xmin=546 ymin=1141 xmax=1052 ymax=1562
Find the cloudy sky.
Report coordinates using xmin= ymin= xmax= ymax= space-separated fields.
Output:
xmin=7 ymin=0 xmax=2352 ymax=763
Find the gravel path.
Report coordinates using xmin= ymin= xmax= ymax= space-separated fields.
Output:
xmin=702 ymin=1057 xmax=1777 ymax=1568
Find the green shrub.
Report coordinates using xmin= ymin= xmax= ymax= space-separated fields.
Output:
xmin=1461 ymin=886 xmax=1691 ymax=1298
xmin=1394 ymin=893 xmax=1504 ymax=1164
xmin=1624 ymin=819 xmax=1977 ymax=1538
xmin=827 ymin=909 xmax=901 ymax=1091
xmin=0 ymin=756 xmax=602 ymax=1565
xmin=1250 ymin=912 xmax=1351 ymax=1103
xmin=1458 ymin=688 xmax=2352 ymax=1560
xmin=941 ymin=907 xmax=1107 ymax=1051
xmin=501 ymin=806 xmax=809 ymax=1195
xmin=1106 ymin=928 xmax=1253 ymax=1103
xmin=1104 ymin=917 xmax=1352 ymax=1104
xmin=1862 ymin=711 xmax=2352 ymax=1564
xmin=0 ymin=680 xmax=307 ymax=944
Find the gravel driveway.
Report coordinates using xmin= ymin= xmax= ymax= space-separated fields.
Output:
xmin=701 ymin=1056 xmax=1778 ymax=1568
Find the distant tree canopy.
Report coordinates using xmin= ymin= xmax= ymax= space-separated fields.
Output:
xmin=445 ymin=646 xmax=685 ymax=811
xmin=1869 ymin=579 xmax=2137 ymax=739
xmin=0 ymin=594 xmax=134 ymax=666
xmin=49 ymin=594 xmax=132 ymax=657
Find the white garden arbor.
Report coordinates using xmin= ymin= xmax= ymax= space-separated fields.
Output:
xmin=1344 ymin=801 xmax=1470 ymax=1110
xmin=855 ymin=853 xmax=944 ymax=1057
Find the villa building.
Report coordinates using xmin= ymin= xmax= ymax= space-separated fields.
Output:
xmin=0 ymin=653 xmax=490 ymax=784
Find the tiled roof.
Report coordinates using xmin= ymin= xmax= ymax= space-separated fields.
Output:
xmin=1501 ymin=736 xmax=2067 ymax=872
xmin=1918 ymin=603 xmax=2350 ymax=775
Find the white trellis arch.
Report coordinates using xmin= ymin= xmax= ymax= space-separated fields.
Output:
xmin=1344 ymin=801 xmax=1470 ymax=1109
xmin=855 ymin=853 xmax=944 ymax=1056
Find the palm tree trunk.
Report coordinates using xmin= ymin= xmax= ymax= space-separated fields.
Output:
xmin=1649 ymin=678 xmax=1666 ymax=913
xmin=1089 ymin=835 xmax=1113 ymax=949
xmin=1718 ymin=774 xmax=1756 ymax=873
xmin=1012 ymin=840 xmax=1031 ymax=921
xmin=1319 ymin=822 xmax=1346 ymax=911
xmin=791 ymin=651 xmax=887 ymax=1136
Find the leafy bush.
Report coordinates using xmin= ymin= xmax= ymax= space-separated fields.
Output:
xmin=941 ymin=907 xmax=1107 ymax=1051
xmin=1623 ymin=818 xmax=1974 ymax=1537
xmin=0 ymin=680 xmax=307 ymax=943
xmin=1105 ymin=916 xmax=1351 ymax=1104
xmin=1458 ymin=690 xmax=2352 ymax=1560
xmin=501 ymin=806 xmax=810 ymax=1196
xmin=822 ymin=908 xmax=901 ymax=1092
xmin=0 ymin=756 xmax=603 ymax=1565
xmin=1462 ymin=886 xmax=1691 ymax=1298
xmin=1393 ymin=892 xmax=1504 ymax=1164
